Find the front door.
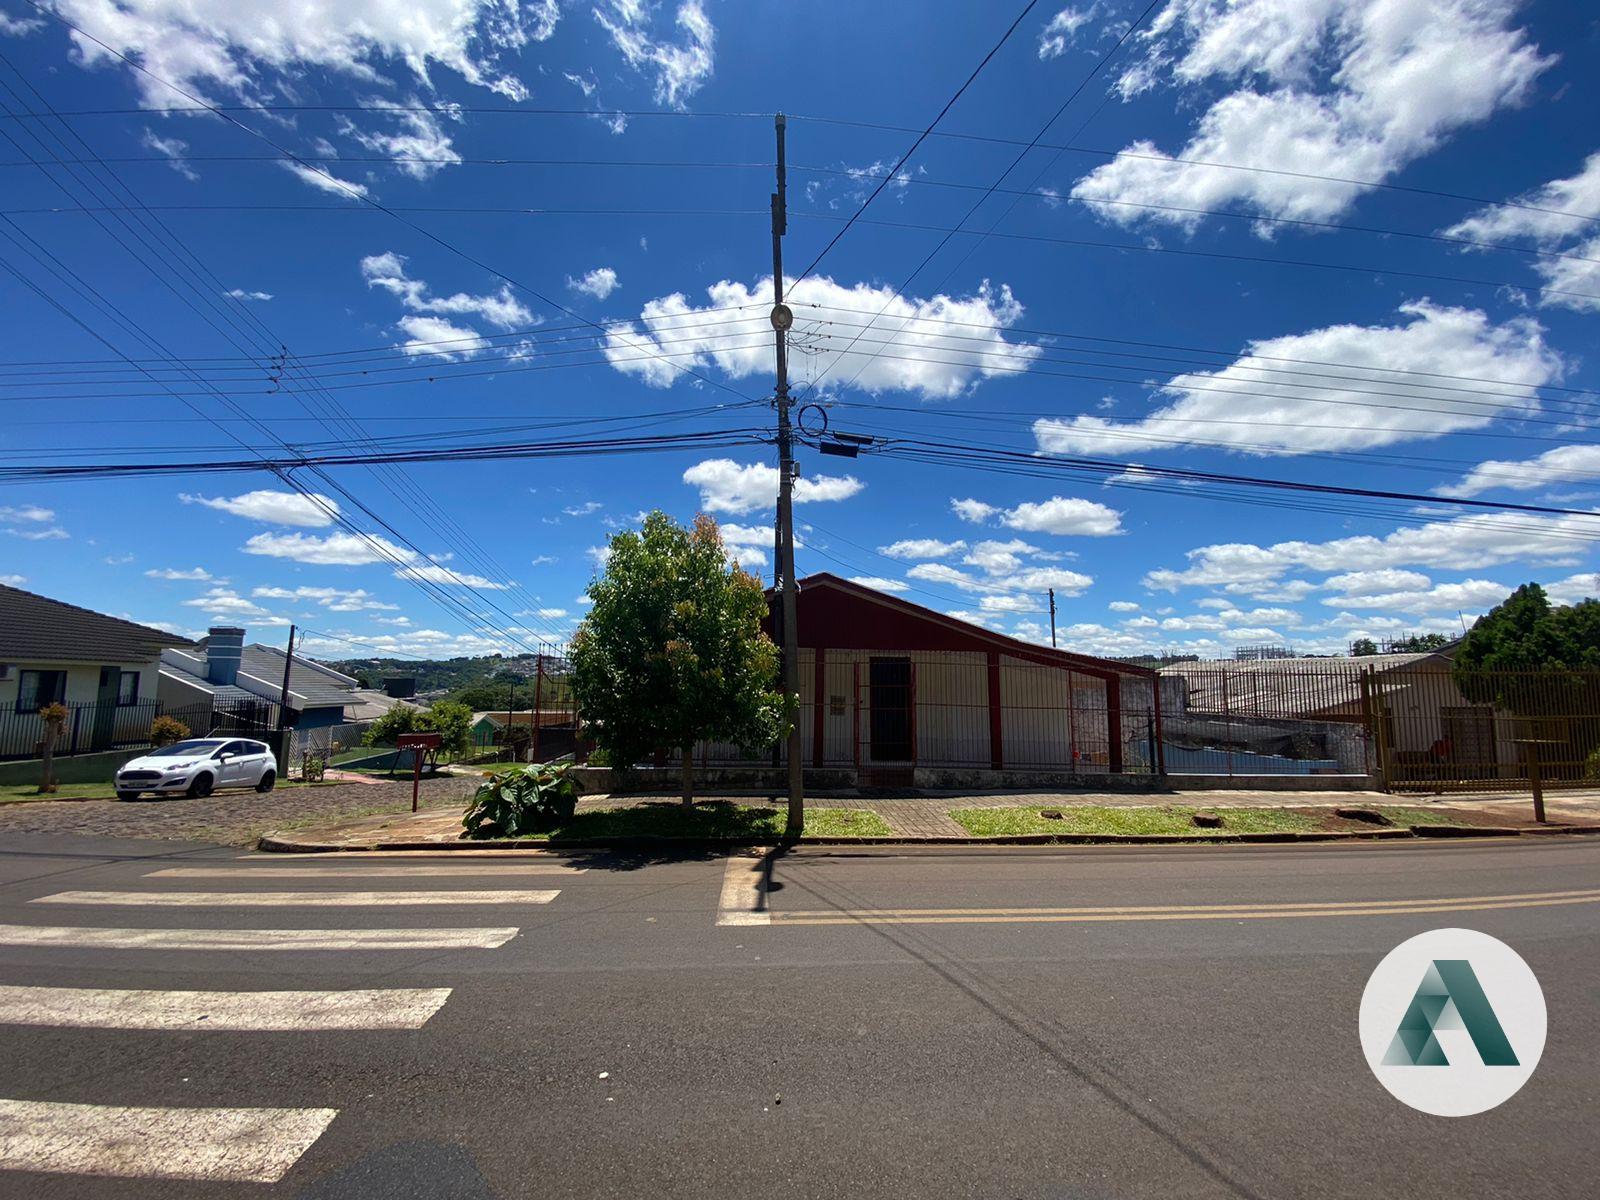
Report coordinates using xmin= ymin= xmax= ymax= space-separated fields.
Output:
xmin=869 ymin=657 xmax=913 ymax=762
xmin=92 ymin=667 xmax=120 ymax=751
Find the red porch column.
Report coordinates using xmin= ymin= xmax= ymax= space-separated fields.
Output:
xmin=1107 ymin=674 xmax=1123 ymax=773
xmin=987 ymin=651 xmax=1003 ymax=770
xmin=812 ymin=647 xmax=826 ymax=768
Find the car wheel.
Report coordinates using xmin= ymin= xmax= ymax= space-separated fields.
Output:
xmin=186 ymin=772 xmax=214 ymax=799
xmin=255 ymin=769 xmax=276 ymax=793
xmin=115 ymin=790 xmax=140 ymax=801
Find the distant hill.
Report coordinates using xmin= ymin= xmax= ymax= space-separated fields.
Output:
xmin=315 ymin=653 xmax=545 ymax=694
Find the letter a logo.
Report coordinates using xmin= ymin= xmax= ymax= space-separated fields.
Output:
xmin=1360 ymin=929 xmax=1545 ymax=1116
xmin=1382 ymin=960 xmax=1519 ymax=1067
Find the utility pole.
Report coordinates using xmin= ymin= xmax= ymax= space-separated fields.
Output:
xmin=770 ymin=113 xmax=804 ymax=830
xmin=1048 ymin=588 xmax=1057 ymax=648
xmin=275 ymin=624 xmax=296 ymax=766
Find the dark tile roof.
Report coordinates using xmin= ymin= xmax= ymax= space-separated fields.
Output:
xmin=0 ymin=584 xmax=193 ymax=664
xmin=163 ymin=641 xmax=357 ymax=712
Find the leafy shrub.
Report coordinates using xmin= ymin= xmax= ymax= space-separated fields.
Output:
xmin=150 ymin=715 xmax=190 ymax=747
xmin=585 ymin=746 xmax=610 ymax=768
xmin=462 ymin=762 xmax=580 ymax=839
xmin=364 ymin=700 xmax=474 ymax=757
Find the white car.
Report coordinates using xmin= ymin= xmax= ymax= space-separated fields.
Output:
xmin=115 ymin=737 xmax=278 ymax=801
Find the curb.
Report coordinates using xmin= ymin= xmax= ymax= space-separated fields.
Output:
xmin=256 ymin=824 xmax=1600 ymax=854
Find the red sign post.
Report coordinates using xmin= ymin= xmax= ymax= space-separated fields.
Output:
xmin=396 ymin=731 xmax=442 ymax=813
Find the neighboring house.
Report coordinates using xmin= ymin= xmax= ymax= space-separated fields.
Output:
xmin=159 ymin=627 xmax=360 ymax=730
xmin=346 ymin=689 xmax=419 ymax=723
xmin=1156 ymin=646 xmax=1509 ymax=779
xmin=743 ymin=574 xmax=1157 ymax=784
xmin=0 ymin=583 xmax=193 ymax=759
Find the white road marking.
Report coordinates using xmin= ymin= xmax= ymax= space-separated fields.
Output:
xmin=32 ymin=890 xmax=560 ymax=907
xmin=0 ymin=985 xmax=452 ymax=1031
xmin=149 ymin=865 xmax=584 ymax=878
xmin=716 ymin=850 xmax=772 ymax=926
xmin=0 ymin=924 xmax=518 ymax=951
xmin=0 ymin=1098 xmax=336 ymax=1183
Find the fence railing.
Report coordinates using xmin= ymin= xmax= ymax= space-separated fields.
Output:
xmin=0 ymin=697 xmax=282 ymax=762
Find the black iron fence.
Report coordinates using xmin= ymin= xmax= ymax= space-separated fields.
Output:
xmin=0 ymin=697 xmax=280 ymax=762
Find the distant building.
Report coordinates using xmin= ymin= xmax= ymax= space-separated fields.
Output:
xmin=159 ymin=627 xmax=360 ymax=729
xmin=381 ymin=677 xmax=417 ymax=699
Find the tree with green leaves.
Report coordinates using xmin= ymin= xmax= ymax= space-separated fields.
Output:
xmin=363 ymin=699 xmax=475 ymax=758
xmin=1350 ymin=637 xmax=1378 ymax=657
xmin=571 ymin=511 xmax=785 ymax=806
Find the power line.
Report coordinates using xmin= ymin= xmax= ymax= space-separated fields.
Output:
xmin=789 ymin=0 xmax=1044 ymax=287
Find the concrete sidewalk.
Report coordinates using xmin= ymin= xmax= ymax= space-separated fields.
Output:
xmin=258 ymin=785 xmax=1600 ymax=850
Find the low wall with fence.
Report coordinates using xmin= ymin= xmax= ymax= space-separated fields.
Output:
xmin=0 ymin=697 xmax=282 ymax=763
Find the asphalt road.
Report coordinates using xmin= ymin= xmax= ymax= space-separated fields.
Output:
xmin=0 ymin=831 xmax=1595 ymax=1199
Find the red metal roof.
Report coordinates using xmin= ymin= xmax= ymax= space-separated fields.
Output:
xmin=766 ymin=573 xmax=1153 ymax=679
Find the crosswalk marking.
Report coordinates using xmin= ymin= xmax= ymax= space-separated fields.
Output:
xmin=716 ymin=850 xmax=773 ymax=926
xmin=0 ymin=924 xmax=518 ymax=950
xmin=148 ymin=864 xmax=584 ymax=878
xmin=32 ymin=889 xmax=560 ymax=907
xmin=0 ymin=985 xmax=452 ymax=1031
xmin=0 ymin=1098 xmax=337 ymax=1183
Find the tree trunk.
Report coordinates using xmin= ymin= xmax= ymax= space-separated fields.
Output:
xmin=681 ymin=747 xmax=694 ymax=808
xmin=37 ymin=728 xmax=57 ymax=795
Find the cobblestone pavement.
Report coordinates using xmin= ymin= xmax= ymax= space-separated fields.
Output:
xmin=0 ymin=777 xmax=478 ymax=846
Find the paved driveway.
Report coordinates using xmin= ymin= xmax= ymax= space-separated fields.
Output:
xmin=0 ymin=777 xmax=478 ymax=846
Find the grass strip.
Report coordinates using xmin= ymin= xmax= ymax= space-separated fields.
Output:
xmin=949 ymin=805 xmax=1329 ymax=837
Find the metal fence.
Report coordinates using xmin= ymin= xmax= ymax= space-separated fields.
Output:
xmin=0 ymin=697 xmax=280 ymax=762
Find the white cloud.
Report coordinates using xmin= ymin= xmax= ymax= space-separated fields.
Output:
xmin=180 ymin=586 xmax=287 ymax=624
xmin=1145 ymin=510 xmax=1600 ymax=592
xmin=242 ymin=530 xmax=416 ymax=566
xmin=1320 ymin=569 xmax=1432 ymax=597
xmin=1446 ymin=446 xmax=1600 ymax=506
xmin=682 ymin=459 xmax=863 ymax=515
xmin=1077 ymin=0 xmax=1550 ymax=230
xmin=1543 ymin=573 xmax=1600 ymax=605
xmin=951 ymin=498 xmax=998 ymax=523
xmin=394 ymin=564 xmax=511 ymax=590
xmin=145 ymin=566 xmax=213 ymax=581
xmin=140 ymin=128 xmax=197 ymax=180
xmin=394 ymin=315 xmax=491 ymax=359
xmin=593 ymin=0 xmax=715 ymax=108
xmin=181 ymin=489 xmax=338 ymax=527
xmin=963 ymin=539 xmax=1039 ymax=575
xmin=1001 ymin=496 xmax=1123 ymax=536
xmin=0 ymin=12 xmax=44 ymax=36
xmin=3 ymin=525 xmax=68 ymax=540
xmin=251 ymin=585 xmax=397 ymax=611
xmin=567 ymin=267 xmax=620 ymax=300
xmin=535 ymin=607 xmax=568 ymax=620
xmin=605 ymin=275 xmax=1037 ymax=396
xmin=909 ymin=561 xmax=1093 ymax=598
xmin=562 ymin=501 xmax=603 ymax=517
xmin=847 ymin=576 xmax=910 ymax=593
xmin=879 ymin=538 xmax=966 ymax=560
xmin=362 ymin=251 xmax=533 ymax=331
xmin=47 ymin=0 xmax=548 ymax=109
xmin=1443 ymin=152 xmax=1600 ymax=246
xmin=1034 ymin=302 xmax=1562 ymax=456
xmin=0 ymin=505 xmax=53 ymax=523
xmin=336 ymin=100 xmax=462 ymax=180
xmin=0 ymin=574 xmax=25 ymax=586
xmin=224 ymin=288 xmax=272 ymax=301
xmin=1108 ymin=600 xmax=1140 ymax=612
xmin=1320 ymin=577 xmax=1510 ymax=615
xmin=1440 ymin=153 xmax=1600 ymax=314
xmin=281 ymin=160 xmax=368 ymax=199
xmin=1038 ymin=6 xmax=1097 ymax=60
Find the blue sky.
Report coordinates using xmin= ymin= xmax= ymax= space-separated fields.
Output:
xmin=3 ymin=0 xmax=1600 ymax=663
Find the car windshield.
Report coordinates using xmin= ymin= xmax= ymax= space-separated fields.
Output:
xmin=146 ymin=740 xmax=227 ymax=757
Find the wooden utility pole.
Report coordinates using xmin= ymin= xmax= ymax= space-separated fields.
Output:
xmin=1048 ymin=588 xmax=1057 ymax=648
xmin=275 ymin=625 xmax=296 ymax=767
xmin=770 ymin=113 xmax=804 ymax=830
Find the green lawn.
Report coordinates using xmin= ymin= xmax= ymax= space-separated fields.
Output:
xmin=949 ymin=805 xmax=1329 ymax=837
xmin=481 ymin=801 xmax=892 ymax=841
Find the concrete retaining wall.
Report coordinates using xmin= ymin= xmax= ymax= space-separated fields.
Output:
xmin=0 ymin=747 xmax=146 ymax=786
